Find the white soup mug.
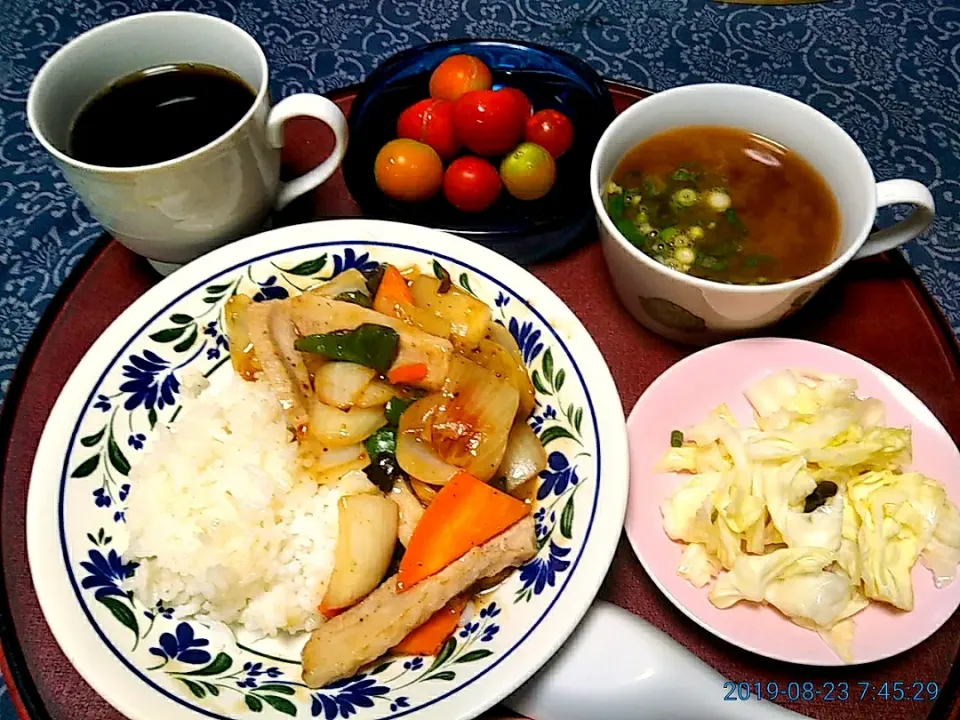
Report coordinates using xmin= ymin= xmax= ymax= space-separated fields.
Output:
xmin=591 ymin=83 xmax=936 ymax=344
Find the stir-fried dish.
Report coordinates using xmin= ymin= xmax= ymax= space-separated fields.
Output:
xmin=224 ymin=262 xmax=543 ymax=686
xmin=658 ymin=370 xmax=960 ymax=663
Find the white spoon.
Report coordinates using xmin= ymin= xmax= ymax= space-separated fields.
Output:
xmin=506 ymin=601 xmax=808 ymax=720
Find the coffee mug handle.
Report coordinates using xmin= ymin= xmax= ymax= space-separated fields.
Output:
xmin=855 ymin=179 xmax=936 ymax=260
xmin=265 ymin=94 xmax=349 ymax=211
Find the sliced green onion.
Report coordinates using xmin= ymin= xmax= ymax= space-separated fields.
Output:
xmin=725 ymin=207 xmax=746 ymax=232
xmin=697 ymin=255 xmax=728 ymax=272
xmin=630 ymin=195 xmax=644 ymax=206
xmin=705 ymin=189 xmax=731 ymax=212
xmin=607 ymin=192 xmax=626 ymax=218
xmin=672 ymin=168 xmax=697 ymax=182
xmin=675 ymin=247 xmax=696 ymax=265
xmin=673 ymin=234 xmax=691 ymax=248
xmin=605 ymin=180 xmax=622 ymax=194
xmin=670 ymin=430 xmax=684 ymax=448
xmin=688 ymin=225 xmax=704 ymax=241
xmin=635 ymin=211 xmax=649 ymax=225
xmin=659 ymin=227 xmax=679 ymax=243
xmin=673 ymin=188 xmax=699 ymax=207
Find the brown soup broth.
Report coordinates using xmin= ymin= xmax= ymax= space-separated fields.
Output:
xmin=606 ymin=126 xmax=840 ymax=285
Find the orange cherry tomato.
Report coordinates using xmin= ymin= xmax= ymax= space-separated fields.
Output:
xmin=443 ymin=156 xmax=502 ymax=213
xmin=374 ymin=139 xmax=444 ymax=203
xmin=500 ymin=142 xmax=556 ymax=201
xmin=396 ymin=98 xmax=460 ymax=160
xmin=429 ymin=54 xmax=493 ymax=101
xmin=524 ymin=109 xmax=575 ymax=159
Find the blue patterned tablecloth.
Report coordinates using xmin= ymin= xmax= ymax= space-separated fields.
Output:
xmin=1 ymin=0 xmax=959 ymax=714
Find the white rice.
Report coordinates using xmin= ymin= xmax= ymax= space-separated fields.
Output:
xmin=124 ymin=371 xmax=360 ymax=637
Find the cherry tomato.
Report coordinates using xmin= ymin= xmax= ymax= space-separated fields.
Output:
xmin=429 ymin=54 xmax=493 ymax=101
xmin=525 ymin=109 xmax=575 ymax=159
xmin=396 ymin=98 xmax=460 ymax=160
xmin=498 ymin=87 xmax=533 ymax=120
xmin=453 ymin=89 xmax=527 ymax=157
xmin=500 ymin=142 xmax=556 ymax=201
xmin=374 ymin=139 xmax=443 ymax=203
xmin=443 ymin=156 xmax=502 ymax=213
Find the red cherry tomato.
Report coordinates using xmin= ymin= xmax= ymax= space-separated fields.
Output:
xmin=500 ymin=142 xmax=556 ymax=201
xmin=374 ymin=139 xmax=444 ymax=203
xmin=524 ymin=109 xmax=575 ymax=159
xmin=497 ymin=87 xmax=533 ymax=120
xmin=443 ymin=156 xmax=502 ymax=213
xmin=453 ymin=89 xmax=527 ymax=157
xmin=429 ymin=54 xmax=493 ymax=101
xmin=396 ymin=98 xmax=460 ymax=160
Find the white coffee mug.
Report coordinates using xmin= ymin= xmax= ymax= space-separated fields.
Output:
xmin=27 ymin=11 xmax=348 ymax=275
xmin=591 ymin=83 xmax=936 ymax=344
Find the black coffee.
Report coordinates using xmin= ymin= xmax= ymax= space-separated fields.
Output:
xmin=69 ymin=63 xmax=256 ymax=167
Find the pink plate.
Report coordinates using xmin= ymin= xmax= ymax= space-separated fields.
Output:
xmin=625 ymin=337 xmax=960 ymax=666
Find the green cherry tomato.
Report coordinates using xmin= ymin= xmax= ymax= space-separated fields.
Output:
xmin=499 ymin=142 xmax=556 ymax=201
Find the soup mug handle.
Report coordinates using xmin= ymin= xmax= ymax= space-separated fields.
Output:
xmin=265 ymin=94 xmax=350 ymax=211
xmin=855 ymin=179 xmax=936 ymax=260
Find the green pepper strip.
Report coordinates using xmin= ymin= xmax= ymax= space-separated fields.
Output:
xmin=385 ymin=396 xmax=416 ymax=426
xmin=432 ymin=260 xmax=453 ymax=294
xmin=365 ymin=426 xmax=397 ymax=458
xmin=295 ymin=323 xmax=400 ymax=374
xmin=334 ymin=290 xmax=373 ymax=308
xmin=361 ymin=263 xmax=387 ymax=296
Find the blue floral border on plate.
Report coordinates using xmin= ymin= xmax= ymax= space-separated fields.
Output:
xmin=56 ymin=240 xmax=603 ymax=719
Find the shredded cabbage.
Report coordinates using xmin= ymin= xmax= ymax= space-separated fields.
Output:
xmin=659 ymin=369 xmax=960 ymax=663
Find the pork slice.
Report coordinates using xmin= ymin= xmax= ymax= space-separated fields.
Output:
xmin=301 ymin=515 xmax=537 ymax=688
xmin=287 ymin=293 xmax=452 ymax=390
xmin=247 ymin=301 xmax=313 ymax=435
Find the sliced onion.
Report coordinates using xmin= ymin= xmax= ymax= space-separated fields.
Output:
xmin=428 ymin=358 xmax=519 ymax=481
xmin=463 ymin=339 xmax=536 ymax=418
xmin=224 ymin=294 xmax=262 ymax=381
xmin=298 ymin=440 xmax=371 ymax=485
xmin=307 ymin=269 xmax=368 ymax=298
xmin=314 ymin=362 xmax=377 ymax=409
xmin=396 ymin=395 xmax=460 ymax=485
xmin=308 ymin=403 xmax=386 ymax=447
xmin=497 ymin=419 xmax=547 ymax=491
xmin=486 ymin=322 xmax=525 ymax=370
xmin=410 ymin=477 xmax=439 ymax=506
xmin=373 ymin=291 xmax=452 ymax=339
xmin=409 ymin=276 xmax=492 ymax=347
xmin=355 ymin=380 xmax=397 ymax=408
xmin=322 ymin=494 xmax=398 ymax=611
xmin=391 ymin=478 xmax=424 ymax=546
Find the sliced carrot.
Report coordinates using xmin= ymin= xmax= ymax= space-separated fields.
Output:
xmin=375 ymin=264 xmax=414 ymax=307
xmin=392 ymin=596 xmax=468 ymax=656
xmin=398 ymin=472 xmax=529 ymax=592
xmin=388 ymin=362 xmax=428 ymax=385
xmin=318 ymin=604 xmax=346 ymax=619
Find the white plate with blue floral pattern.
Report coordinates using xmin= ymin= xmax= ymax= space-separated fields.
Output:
xmin=26 ymin=219 xmax=629 ymax=720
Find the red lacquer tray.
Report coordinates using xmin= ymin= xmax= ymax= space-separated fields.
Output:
xmin=1 ymin=83 xmax=958 ymax=720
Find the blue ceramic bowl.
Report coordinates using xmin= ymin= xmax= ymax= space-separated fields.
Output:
xmin=342 ymin=40 xmax=616 ymax=265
